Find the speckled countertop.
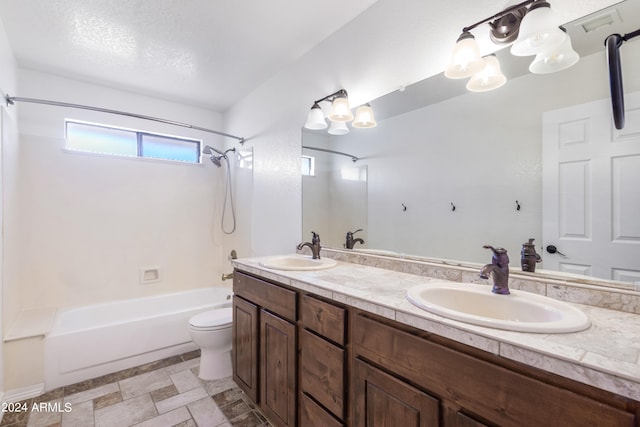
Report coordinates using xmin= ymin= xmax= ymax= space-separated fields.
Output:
xmin=232 ymin=254 xmax=640 ymax=402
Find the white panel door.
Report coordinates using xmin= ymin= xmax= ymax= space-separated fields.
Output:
xmin=543 ymin=92 xmax=640 ymax=282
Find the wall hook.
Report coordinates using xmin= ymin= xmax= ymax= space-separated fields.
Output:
xmin=451 ymin=202 xmax=456 ymax=212
xmin=516 ymin=200 xmax=521 ymax=211
xmin=402 ymin=203 xmax=407 ymax=212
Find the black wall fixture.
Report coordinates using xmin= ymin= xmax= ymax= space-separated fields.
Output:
xmin=605 ymin=29 xmax=640 ymax=130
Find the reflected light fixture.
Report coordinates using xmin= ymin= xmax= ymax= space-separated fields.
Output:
xmin=510 ymin=1 xmax=565 ymax=56
xmin=304 ymin=89 xmax=377 ymax=134
xmin=445 ymin=0 xmax=578 ymax=92
xmin=352 ymin=104 xmax=377 ymax=128
xmin=529 ymin=28 xmax=579 ymax=74
xmin=466 ymin=54 xmax=507 ymax=92
xmin=328 ymin=120 xmax=350 ymax=135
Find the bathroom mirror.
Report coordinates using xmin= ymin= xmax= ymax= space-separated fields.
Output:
xmin=302 ymin=131 xmax=367 ymax=248
xmin=302 ymin=1 xmax=640 ymax=285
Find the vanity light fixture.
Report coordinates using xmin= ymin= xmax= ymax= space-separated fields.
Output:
xmin=445 ymin=0 xmax=578 ymax=92
xmin=466 ymin=54 xmax=507 ymax=92
xmin=528 ymin=28 xmax=579 ymax=74
xmin=510 ymin=1 xmax=565 ymax=56
xmin=304 ymin=89 xmax=377 ymax=134
xmin=304 ymin=102 xmax=328 ymax=130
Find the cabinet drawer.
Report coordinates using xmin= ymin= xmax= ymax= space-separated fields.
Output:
xmin=300 ymin=329 xmax=345 ymax=419
xmin=300 ymin=393 xmax=344 ymax=427
xmin=300 ymin=294 xmax=345 ymax=345
xmin=234 ymin=271 xmax=296 ymax=322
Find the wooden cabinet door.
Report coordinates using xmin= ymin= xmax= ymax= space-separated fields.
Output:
xmin=353 ymin=359 xmax=440 ymax=427
xmin=260 ymin=309 xmax=296 ymax=427
xmin=232 ymin=296 xmax=258 ymax=402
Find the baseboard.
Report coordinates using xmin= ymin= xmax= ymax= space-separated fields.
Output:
xmin=3 ymin=383 xmax=45 ymax=403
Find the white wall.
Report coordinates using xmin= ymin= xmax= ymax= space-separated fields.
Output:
xmin=0 ymin=10 xmax=18 ymax=404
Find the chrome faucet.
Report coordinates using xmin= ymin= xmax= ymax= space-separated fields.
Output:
xmin=480 ymin=245 xmax=510 ymax=295
xmin=297 ymin=231 xmax=321 ymax=259
xmin=345 ymin=229 xmax=365 ymax=249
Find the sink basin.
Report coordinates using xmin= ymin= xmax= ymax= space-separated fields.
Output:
xmin=406 ymin=282 xmax=590 ymax=333
xmin=259 ymin=255 xmax=337 ymax=271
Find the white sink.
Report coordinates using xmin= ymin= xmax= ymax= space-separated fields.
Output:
xmin=259 ymin=255 xmax=337 ymax=271
xmin=406 ymin=281 xmax=590 ymax=333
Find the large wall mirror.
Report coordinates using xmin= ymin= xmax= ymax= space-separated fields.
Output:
xmin=302 ymin=1 xmax=640 ymax=285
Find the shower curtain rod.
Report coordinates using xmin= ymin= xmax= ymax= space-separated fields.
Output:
xmin=302 ymin=145 xmax=359 ymax=162
xmin=4 ymin=95 xmax=245 ymax=144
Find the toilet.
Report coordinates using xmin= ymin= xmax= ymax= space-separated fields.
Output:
xmin=188 ymin=307 xmax=233 ymax=380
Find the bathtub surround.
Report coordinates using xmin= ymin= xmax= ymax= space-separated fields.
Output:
xmin=0 ymin=351 xmax=271 ymax=427
xmin=1 ymin=67 xmax=251 ymax=392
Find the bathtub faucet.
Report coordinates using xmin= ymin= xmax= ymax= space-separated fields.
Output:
xmin=480 ymin=245 xmax=510 ymax=295
xmin=297 ymin=231 xmax=321 ymax=259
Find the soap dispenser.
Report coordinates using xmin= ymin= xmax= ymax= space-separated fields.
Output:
xmin=521 ymin=238 xmax=542 ymax=272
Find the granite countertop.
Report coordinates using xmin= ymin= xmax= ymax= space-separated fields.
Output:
xmin=232 ymin=255 xmax=640 ymax=402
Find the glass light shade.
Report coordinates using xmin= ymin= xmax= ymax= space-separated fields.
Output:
xmin=511 ymin=2 xmax=566 ymax=56
xmin=328 ymin=96 xmax=354 ymax=122
xmin=466 ymin=55 xmax=507 ymax=92
xmin=445 ymin=32 xmax=487 ymax=79
xmin=529 ymin=35 xmax=579 ymax=74
xmin=352 ymin=104 xmax=377 ymax=128
xmin=328 ymin=120 xmax=350 ymax=135
xmin=304 ymin=104 xmax=327 ymax=130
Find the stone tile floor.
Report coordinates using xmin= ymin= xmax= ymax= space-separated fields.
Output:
xmin=0 ymin=351 xmax=271 ymax=427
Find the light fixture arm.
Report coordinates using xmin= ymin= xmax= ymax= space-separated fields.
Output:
xmin=311 ymin=89 xmax=348 ymax=107
xmin=461 ymin=0 xmax=535 ymax=33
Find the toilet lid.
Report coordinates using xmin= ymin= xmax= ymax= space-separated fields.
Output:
xmin=189 ymin=307 xmax=233 ymax=329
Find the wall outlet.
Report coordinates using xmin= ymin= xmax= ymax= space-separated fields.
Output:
xmin=139 ymin=267 xmax=161 ymax=284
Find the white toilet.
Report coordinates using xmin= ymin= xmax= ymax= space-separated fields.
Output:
xmin=188 ymin=307 xmax=233 ymax=380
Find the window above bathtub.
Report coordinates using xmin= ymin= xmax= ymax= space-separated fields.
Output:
xmin=65 ymin=120 xmax=202 ymax=164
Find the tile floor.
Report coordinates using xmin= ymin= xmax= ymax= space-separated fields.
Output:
xmin=0 ymin=351 xmax=272 ymax=427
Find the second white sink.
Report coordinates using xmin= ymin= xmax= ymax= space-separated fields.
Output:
xmin=259 ymin=255 xmax=337 ymax=271
xmin=406 ymin=281 xmax=590 ymax=333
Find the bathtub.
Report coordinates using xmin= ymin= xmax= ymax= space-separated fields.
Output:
xmin=44 ymin=286 xmax=232 ymax=390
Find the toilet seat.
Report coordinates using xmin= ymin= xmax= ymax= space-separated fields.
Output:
xmin=189 ymin=307 xmax=233 ymax=331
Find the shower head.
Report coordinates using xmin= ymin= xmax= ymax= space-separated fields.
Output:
xmin=209 ymin=155 xmax=222 ymax=167
xmin=204 ymin=146 xmax=236 ymax=167
xmin=203 ymin=145 xmax=224 ymax=156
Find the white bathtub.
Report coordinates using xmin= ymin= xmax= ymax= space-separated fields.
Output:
xmin=44 ymin=286 xmax=232 ymax=390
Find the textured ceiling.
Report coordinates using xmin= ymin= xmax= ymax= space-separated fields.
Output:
xmin=0 ymin=0 xmax=379 ymax=111
xmin=0 ymin=0 xmax=625 ymax=113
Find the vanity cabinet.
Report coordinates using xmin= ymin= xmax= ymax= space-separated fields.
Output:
xmin=233 ymin=268 xmax=639 ymax=427
xmin=233 ymin=271 xmax=297 ymax=427
xmin=352 ymin=311 xmax=637 ymax=427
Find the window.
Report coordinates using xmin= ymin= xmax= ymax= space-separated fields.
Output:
xmin=65 ymin=120 xmax=201 ymax=163
xmin=301 ymin=155 xmax=315 ymax=176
